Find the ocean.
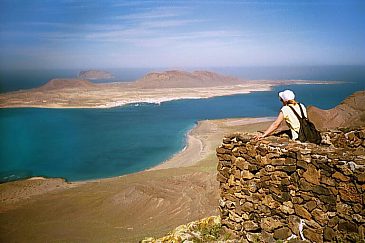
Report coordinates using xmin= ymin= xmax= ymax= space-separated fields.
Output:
xmin=0 ymin=66 xmax=364 ymax=182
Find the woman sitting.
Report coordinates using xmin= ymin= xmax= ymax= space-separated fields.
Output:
xmin=254 ymin=89 xmax=307 ymax=140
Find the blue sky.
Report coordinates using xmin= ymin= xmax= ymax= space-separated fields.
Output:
xmin=0 ymin=0 xmax=364 ymax=69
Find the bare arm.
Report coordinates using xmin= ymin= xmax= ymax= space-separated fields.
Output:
xmin=254 ymin=112 xmax=284 ymax=140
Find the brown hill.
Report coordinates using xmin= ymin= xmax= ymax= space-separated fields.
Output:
xmin=37 ymin=79 xmax=97 ymax=91
xmin=308 ymin=90 xmax=365 ymax=130
xmin=132 ymin=70 xmax=243 ymax=88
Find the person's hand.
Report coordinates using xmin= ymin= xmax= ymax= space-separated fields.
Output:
xmin=253 ymin=133 xmax=265 ymax=140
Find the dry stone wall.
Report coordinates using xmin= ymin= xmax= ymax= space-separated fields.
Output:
xmin=216 ymin=127 xmax=365 ymax=242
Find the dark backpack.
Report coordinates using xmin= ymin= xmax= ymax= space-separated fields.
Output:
xmin=288 ymin=104 xmax=322 ymax=144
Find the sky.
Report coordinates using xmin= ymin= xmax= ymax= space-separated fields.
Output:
xmin=0 ymin=0 xmax=364 ymax=69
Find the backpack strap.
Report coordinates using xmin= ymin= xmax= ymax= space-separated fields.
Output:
xmin=297 ymin=103 xmax=307 ymax=119
xmin=288 ymin=104 xmax=305 ymax=135
xmin=288 ymin=104 xmax=302 ymax=121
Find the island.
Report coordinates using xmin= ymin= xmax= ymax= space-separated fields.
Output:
xmin=78 ymin=70 xmax=114 ymax=80
xmin=0 ymin=70 xmax=340 ymax=109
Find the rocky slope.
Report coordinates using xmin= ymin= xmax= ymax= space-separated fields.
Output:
xmin=308 ymin=90 xmax=365 ymax=130
xmin=132 ymin=70 xmax=244 ymax=88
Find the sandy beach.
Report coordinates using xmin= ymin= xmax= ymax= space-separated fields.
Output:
xmin=151 ymin=117 xmax=275 ymax=170
xmin=0 ymin=117 xmax=274 ymax=242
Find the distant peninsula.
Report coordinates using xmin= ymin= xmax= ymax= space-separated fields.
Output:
xmin=0 ymin=70 xmax=340 ymax=109
xmin=78 ymin=70 xmax=114 ymax=80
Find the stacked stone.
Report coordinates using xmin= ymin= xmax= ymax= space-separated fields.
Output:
xmin=216 ymin=127 xmax=365 ymax=243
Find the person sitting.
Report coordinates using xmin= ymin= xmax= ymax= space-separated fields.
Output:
xmin=254 ymin=89 xmax=307 ymax=140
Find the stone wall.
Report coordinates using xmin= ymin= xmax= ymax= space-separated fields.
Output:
xmin=216 ymin=127 xmax=365 ymax=242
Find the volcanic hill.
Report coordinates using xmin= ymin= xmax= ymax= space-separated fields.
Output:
xmin=308 ymin=90 xmax=365 ymax=130
xmin=132 ymin=70 xmax=244 ymax=88
xmin=38 ymin=79 xmax=97 ymax=91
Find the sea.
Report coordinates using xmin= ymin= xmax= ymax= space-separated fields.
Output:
xmin=0 ymin=66 xmax=364 ymax=183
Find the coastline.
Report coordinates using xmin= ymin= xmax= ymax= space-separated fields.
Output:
xmin=0 ymin=116 xmax=274 ymax=184
xmin=0 ymin=116 xmax=274 ymax=242
xmin=150 ymin=117 xmax=275 ymax=170
xmin=0 ymin=117 xmax=274 ymax=202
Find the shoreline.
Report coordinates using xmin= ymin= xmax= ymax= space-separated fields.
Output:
xmin=0 ymin=116 xmax=274 ymax=242
xmin=0 ymin=117 xmax=275 ymax=199
xmin=149 ymin=117 xmax=275 ymax=171
xmin=0 ymin=116 xmax=274 ymax=183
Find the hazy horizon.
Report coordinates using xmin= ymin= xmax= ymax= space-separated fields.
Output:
xmin=1 ymin=0 xmax=365 ymax=70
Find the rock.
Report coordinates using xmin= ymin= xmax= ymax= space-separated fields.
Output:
xmin=299 ymin=178 xmax=313 ymax=191
xmin=294 ymin=204 xmax=312 ymax=220
xmin=288 ymin=215 xmax=301 ymax=236
xmin=333 ymin=171 xmax=350 ymax=182
xmin=320 ymin=174 xmax=336 ymax=186
xmin=303 ymin=164 xmax=321 ymax=185
xmin=273 ymin=227 xmax=292 ymax=240
xmin=241 ymin=170 xmax=254 ymax=179
xmin=318 ymin=195 xmax=336 ymax=209
xmin=246 ymin=232 xmax=261 ymax=242
xmin=352 ymin=214 xmax=364 ymax=223
xmin=304 ymin=200 xmax=317 ymax=212
xmin=280 ymin=201 xmax=295 ymax=214
xmin=261 ymin=195 xmax=280 ymax=209
xmin=217 ymin=172 xmax=228 ymax=183
xmin=241 ymin=202 xmax=254 ymax=212
xmin=338 ymin=183 xmax=362 ymax=203
xmin=303 ymin=228 xmax=323 ymax=243
xmin=296 ymin=160 xmax=308 ymax=170
xmin=261 ymin=231 xmax=276 ymax=243
xmin=312 ymin=208 xmax=328 ymax=226
xmin=270 ymin=158 xmax=286 ymax=165
xmin=312 ymin=185 xmax=331 ymax=196
xmin=305 ymin=219 xmax=322 ymax=230
xmin=242 ymin=221 xmax=259 ymax=231
xmin=356 ymin=171 xmax=365 ymax=182
xmin=328 ymin=216 xmax=339 ymax=228
xmin=260 ymin=217 xmax=284 ymax=232
xmin=336 ymin=201 xmax=352 ymax=216
xmin=323 ymin=227 xmax=336 ymax=241
xmin=338 ymin=220 xmax=358 ymax=233
xmin=235 ymin=157 xmax=248 ymax=170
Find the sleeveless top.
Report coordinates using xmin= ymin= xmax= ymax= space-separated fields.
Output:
xmin=281 ymin=103 xmax=307 ymax=140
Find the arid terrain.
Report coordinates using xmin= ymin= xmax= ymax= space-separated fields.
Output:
xmin=0 ymin=70 xmax=339 ymax=108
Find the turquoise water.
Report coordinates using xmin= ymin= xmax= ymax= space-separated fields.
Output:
xmin=0 ymin=66 xmax=364 ymax=182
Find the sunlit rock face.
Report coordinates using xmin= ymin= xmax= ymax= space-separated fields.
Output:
xmin=308 ymin=90 xmax=365 ymax=131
